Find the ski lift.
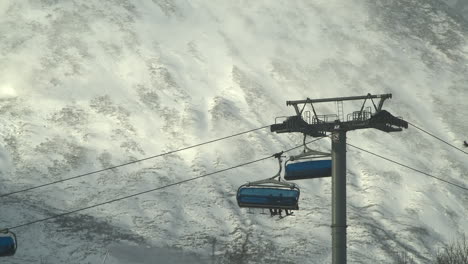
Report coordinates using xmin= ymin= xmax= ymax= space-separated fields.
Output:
xmin=0 ymin=229 xmax=17 ymax=257
xmin=284 ymin=135 xmax=332 ymax=180
xmin=237 ymin=153 xmax=300 ymax=211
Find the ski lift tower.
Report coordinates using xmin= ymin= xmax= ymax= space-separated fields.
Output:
xmin=270 ymin=93 xmax=408 ymax=264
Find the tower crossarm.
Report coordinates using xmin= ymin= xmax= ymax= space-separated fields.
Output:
xmin=271 ymin=93 xmax=407 ymax=137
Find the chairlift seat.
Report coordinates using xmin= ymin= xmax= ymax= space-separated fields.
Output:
xmin=285 ymin=159 xmax=332 ymax=180
xmin=237 ymin=186 xmax=299 ymax=210
xmin=0 ymin=236 xmax=16 ymax=257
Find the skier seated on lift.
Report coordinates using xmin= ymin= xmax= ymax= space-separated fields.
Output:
xmin=464 ymin=141 xmax=468 ymax=147
xmin=269 ymin=209 xmax=284 ymax=216
xmin=269 ymin=209 xmax=293 ymax=216
xmin=269 ymin=208 xmax=280 ymax=216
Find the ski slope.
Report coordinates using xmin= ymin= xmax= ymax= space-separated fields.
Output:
xmin=0 ymin=0 xmax=467 ymax=263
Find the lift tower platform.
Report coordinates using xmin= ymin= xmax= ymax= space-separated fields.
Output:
xmin=270 ymin=93 xmax=408 ymax=264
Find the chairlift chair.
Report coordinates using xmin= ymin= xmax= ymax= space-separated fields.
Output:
xmin=0 ymin=230 xmax=17 ymax=257
xmin=284 ymin=135 xmax=332 ymax=180
xmin=236 ymin=154 xmax=300 ymax=211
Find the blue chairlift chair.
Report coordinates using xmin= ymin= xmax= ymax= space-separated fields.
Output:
xmin=237 ymin=154 xmax=300 ymax=216
xmin=0 ymin=229 xmax=17 ymax=257
xmin=284 ymin=136 xmax=332 ymax=180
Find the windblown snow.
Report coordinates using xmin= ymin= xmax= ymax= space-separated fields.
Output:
xmin=0 ymin=0 xmax=467 ymax=263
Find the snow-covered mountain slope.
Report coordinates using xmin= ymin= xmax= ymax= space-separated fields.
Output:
xmin=441 ymin=0 xmax=468 ymax=20
xmin=0 ymin=0 xmax=467 ymax=263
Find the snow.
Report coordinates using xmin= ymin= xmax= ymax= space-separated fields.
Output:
xmin=0 ymin=0 xmax=467 ymax=263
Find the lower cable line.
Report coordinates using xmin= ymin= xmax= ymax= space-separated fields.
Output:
xmin=4 ymin=156 xmax=273 ymax=231
xmin=1 ymin=137 xmax=327 ymax=232
xmin=0 ymin=125 xmax=270 ymax=199
xmin=347 ymin=143 xmax=468 ymax=191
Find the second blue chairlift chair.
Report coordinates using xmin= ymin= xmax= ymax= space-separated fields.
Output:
xmin=284 ymin=136 xmax=332 ymax=180
xmin=237 ymin=153 xmax=300 ymax=216
xmin=0 ymin=229 xmax=17 ymax=257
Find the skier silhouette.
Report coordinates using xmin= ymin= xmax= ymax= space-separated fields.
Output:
xmin=464 ymin=141 xmax=468 ymax=147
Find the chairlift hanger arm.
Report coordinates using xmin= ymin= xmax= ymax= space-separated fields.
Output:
xmin=291 ymin=135 xmax=331 ymax=160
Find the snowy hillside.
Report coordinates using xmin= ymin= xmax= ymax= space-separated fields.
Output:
xmin=0 ymin=0 xmax=467 ymax=263
xmin=441 ymin=0 xmax=468 ymax=20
